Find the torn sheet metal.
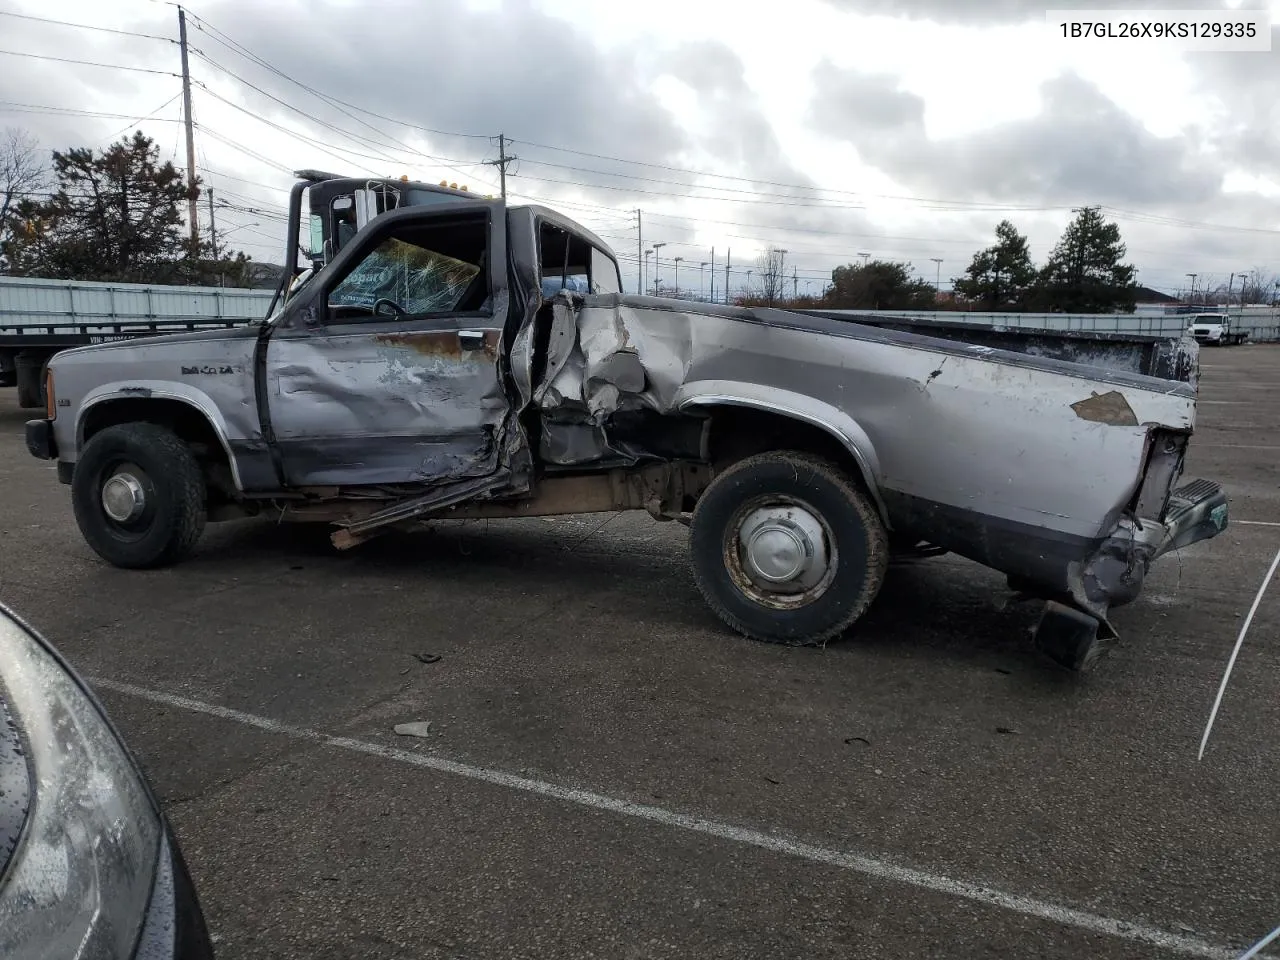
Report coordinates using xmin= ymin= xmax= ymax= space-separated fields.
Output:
xmin=533 ymin=295 xmax=1198 ymax=546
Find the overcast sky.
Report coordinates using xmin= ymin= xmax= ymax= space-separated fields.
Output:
xmin=2 ymin=0 xmax=1277 ymax=297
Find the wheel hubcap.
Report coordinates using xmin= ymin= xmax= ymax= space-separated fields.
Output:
xmin=101 ymin=472 xmax=146 ymax=523
xmin=737 ymin=503 xmax=831 ymax=595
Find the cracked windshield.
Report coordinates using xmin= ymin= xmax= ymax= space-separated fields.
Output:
xmin=0 ymin=1 xmax=1277 ymax=959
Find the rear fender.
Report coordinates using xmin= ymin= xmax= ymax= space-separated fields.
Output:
xmin=675 ymin=380 xmax=887 ymax=524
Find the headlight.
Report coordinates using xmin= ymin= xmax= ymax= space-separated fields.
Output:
xmin=0 ymin=608 xmax=160 ymax=959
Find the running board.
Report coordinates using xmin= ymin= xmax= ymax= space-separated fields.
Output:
xmin=331 ymin=472 xmax=512 ymax=550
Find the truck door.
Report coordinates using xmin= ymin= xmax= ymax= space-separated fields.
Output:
xmin=264 ymin=200 xmax=513 ymax=488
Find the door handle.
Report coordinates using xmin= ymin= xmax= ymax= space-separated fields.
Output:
xmin=457 ymin=330 xmax=486 ymax=351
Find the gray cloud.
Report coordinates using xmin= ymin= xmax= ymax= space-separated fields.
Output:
xmin=1186 ymin=36 xmax=1280 ymax=178
xmin=196 ymin=0 xmax=688 ymax=187
xmin=810 ymin=63 xmax=1223 ymax=209
xmin=658 ymin=40 xmax=817 ymax=189
xmin=818 ymin=0 xmax=1230 ymax=25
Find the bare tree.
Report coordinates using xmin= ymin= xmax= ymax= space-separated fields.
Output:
xmin=1239 ymin=267 xmax=1279 ymax=305
xmin=0 ymin=128 xmax=47 ymax=267
xmin=755 ymin=245 xmax=787 ymax=307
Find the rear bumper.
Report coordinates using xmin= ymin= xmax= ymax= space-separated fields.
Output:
xmin=24 ymin=418 xmax=56 ymax=460
xmin=1156 ymin=478 xmax=1229 ymax=557
xmin=1077 ymin=478 xmax=1228 ymax=615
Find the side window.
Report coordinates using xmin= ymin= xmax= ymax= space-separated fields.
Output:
xmin=326 ymin=217 xmax=489 ymax=323
xmin=591 ymin=246 xmax=622 ymax=294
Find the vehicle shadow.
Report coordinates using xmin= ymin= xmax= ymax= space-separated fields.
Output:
xmin=193 ymin=517 xmax=1055 ymax=675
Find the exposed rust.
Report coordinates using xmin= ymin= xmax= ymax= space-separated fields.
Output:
xmin=1070 ymin=390 xmax=1139 ymax=426
xmin=432 ymin=463 xmax=713 ymax=520
xmin=373 ymin=330 xmax=499 ymax=360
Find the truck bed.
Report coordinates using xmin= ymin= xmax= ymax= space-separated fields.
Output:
xmin=798 ymin=311 xmax=1198 ymax=385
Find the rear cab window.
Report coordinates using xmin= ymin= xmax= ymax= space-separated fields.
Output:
xmin=537 ymin=220 xmax=622 ymax=298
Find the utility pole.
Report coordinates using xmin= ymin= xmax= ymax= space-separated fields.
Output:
xmin=484 ymin=133 xmax=517 ymax=200
xmin=207 ymin=189 xmax=221 ymax=285
xmin=635 ymin=209 xmax=643 ymax=295
xmin=931 ymin=258 xmax=943 ymax=297
xmin=700 ymin=261 xmax=708 ymax=301
xmin=1227 ymin=272 xmax=1235 ymax=309
xmin=792 ymin=265 xmax=798 ymax=301
xmin=178 ymin=7 xmax=199 ymax=256
xmin=673 ymin=256 xmax=682 ymax=296
xmin=644 ymin=249 xmax=652 ymax=294
xmin=710 ymin=247 xmax=715 ymax=302
xmin=1186 ymin=273 xmax=1198 ymax=304
xmin=724 ymin=249 xmax=730 ymax=304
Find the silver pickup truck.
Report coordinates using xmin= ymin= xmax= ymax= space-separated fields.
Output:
xmin=25 ymin=192 xmax=1228 ymax=670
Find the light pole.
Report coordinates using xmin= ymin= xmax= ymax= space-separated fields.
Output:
xmin=778 ymin=249 xmax=789 ymax=304
xmin=700 ymin=261 xmax=708 ymax=300
xmin=673 ymin=256 xmax=683 ymax=296
xmin=652 ymin=242 xmax=667 ymax=293
xmin=746 ymin=269 xmax=753 ymax=298
xmin=930 ymin=258 xmax=943 ymax=299
xmin=858 ymin=252 xmax=871 ymax=267
xmin=1186 ymin=273 xmax=1197 ymax=304
xmin=643 ymin=249 xmax=652 ymax=294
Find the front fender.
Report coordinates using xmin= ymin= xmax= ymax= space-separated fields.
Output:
xmin=675 ymin=380 xmax=888 ymax=524
xmin=75 ymin=380 xmax=242 ymax=488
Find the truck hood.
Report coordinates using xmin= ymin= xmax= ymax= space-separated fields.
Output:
xmin=51 ymin=323 xmax=261 ymax=363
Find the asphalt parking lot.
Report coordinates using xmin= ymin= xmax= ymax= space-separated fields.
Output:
xmin=2 ymin=345 xmax=1279 ymax=960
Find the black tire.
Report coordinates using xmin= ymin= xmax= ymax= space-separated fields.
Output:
xmin=72 ymin=422 xmax=207 ymax=568
xmin=689 ymin=451 xmax=889 ymax=646
xmin=14 ymin=353 xmax=44 ymax=409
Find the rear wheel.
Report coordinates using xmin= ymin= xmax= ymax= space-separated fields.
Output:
xmin=72 ymin=422 xmax=207 ymax=568
xmin=689 ymin=451 xmax=888 ymax=646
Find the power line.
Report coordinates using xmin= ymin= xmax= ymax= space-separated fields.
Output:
xmin=185 ymin=11 xmax=490 ymax=141
xmin=174 ymin=8 xmax=1278 ymax=239
xmin=186 ymin=15 xmax=496 ymax=187
xmin=100 ymin=93 xmax=184 ymax=144
xmin=0 ymin=11 xmax=175 ymax=43
xmin=189 ymin=51 xmax=497 ymax=187
xmin=0 ymin=100 xmax=183 ymax=123
xmin=0 ymin=49 xmax=179 ymax=75
xmin=194 ymin=124 xmax=296 ymax=175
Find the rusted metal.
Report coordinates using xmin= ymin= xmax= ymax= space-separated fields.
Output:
xmin=437 ymin=462 xmax=712 ymax=520
xmin=372 ymin=330 xmax=500 ymax=360
xmin=1070 ymin=390 xmax=1140 ymax=426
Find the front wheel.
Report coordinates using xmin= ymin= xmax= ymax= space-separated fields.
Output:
xmin=689 ymin=452 xmax=889 ymax=646
xmin=72 ymin=423 xmax=207 ymax=568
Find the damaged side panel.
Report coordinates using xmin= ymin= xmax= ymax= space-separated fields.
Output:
xmin=267 ymin=326 xmax=517 ymax=487
xmin=529 ymin=295 xmax=1200 ymax=603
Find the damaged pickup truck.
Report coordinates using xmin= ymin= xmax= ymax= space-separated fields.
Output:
xmin=25 ymin=179 xmax=1229 ymax=670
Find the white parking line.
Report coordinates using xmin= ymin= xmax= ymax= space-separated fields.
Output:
xmin=91 ymin=677 xmax=1249 ymax=960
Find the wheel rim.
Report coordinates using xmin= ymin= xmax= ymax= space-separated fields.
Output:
xmin=722 ymin=495 xmax=838 ymax=609
xmin=97 ymin=462 xmax=156 ymax=537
